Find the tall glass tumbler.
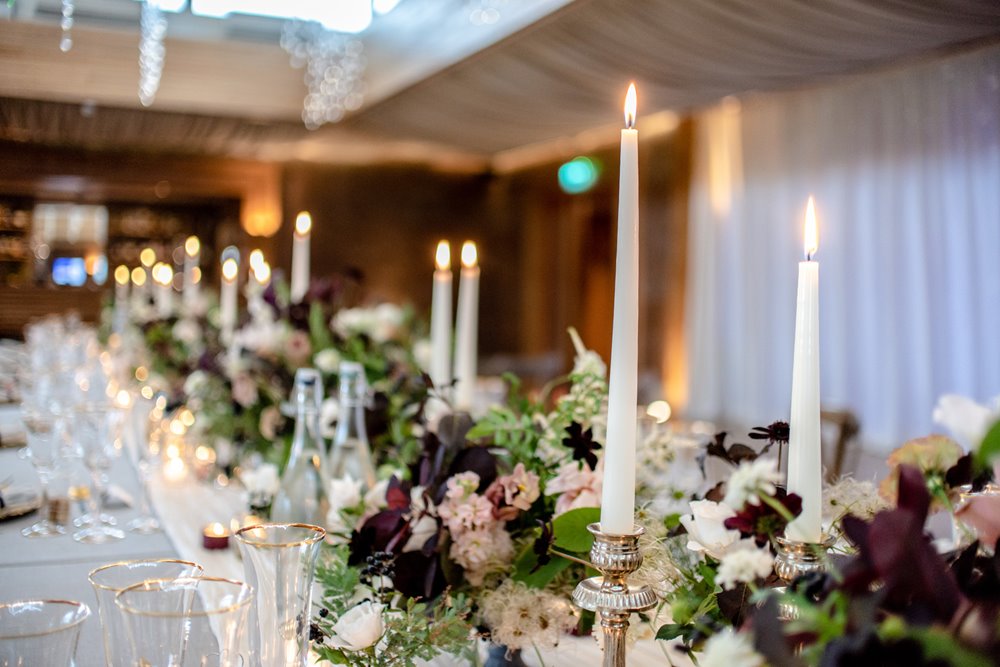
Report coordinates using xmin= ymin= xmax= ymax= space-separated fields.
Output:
xmin=89 ymin=559 xmax=204 ymax=666
xmin=0 ymin=599 xmax=90 ymax=666
xmin=116 ymin=576 xmax=253 ymax=667
xmin=235 ymin=523 xmax=326 ymax=667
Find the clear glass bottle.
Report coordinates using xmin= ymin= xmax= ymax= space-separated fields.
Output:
xmin=271 ymin=368 xmax=329 ymax=525
xmin=329 ymin=361 xmax=377 ymax=489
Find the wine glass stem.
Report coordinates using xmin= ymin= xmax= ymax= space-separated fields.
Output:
xmin=38 ymin=476 xmax=51 ymax=524
xmin=90 ymin=469 xmax=106 ymax=519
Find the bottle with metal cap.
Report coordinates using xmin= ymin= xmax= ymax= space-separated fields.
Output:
xmin=271 ymin=368 xmax=329 ymax=525
xmin=329 ymin=361 xmax=377 ymax=489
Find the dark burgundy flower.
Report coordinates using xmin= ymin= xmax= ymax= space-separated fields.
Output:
xmin=706 ymin=432 xmax=758 ymax=466
xmin=749 ymin=421 xmax=790 ymax=445
xmin=724 ymin=489 xmax=802 ymax=545
xmin=530 ymin=521 xmax=555 ymax=574
xmin=562 ymin=422 xmax=602 ymax=471
xmin=838 ymin=465 xmax=964 ymax=624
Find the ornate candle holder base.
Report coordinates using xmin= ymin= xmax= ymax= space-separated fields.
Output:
xmin=572 ymin=523 xmax=657 ymax=667
xmin=773 ymin=534 xmax=836 ymax=584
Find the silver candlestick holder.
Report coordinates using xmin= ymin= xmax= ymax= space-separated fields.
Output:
xmin=772 ymin=533 xmax=836 ymax=584
xmin=572 ymin=523 xmax=657 ymax=667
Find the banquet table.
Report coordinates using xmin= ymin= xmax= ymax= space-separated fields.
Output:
xmin=0 ymin=408 xmax=681 ymax=667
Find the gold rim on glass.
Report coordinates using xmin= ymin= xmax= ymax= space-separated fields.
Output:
xmin=114 ymin=576 xmax=253 ymax=618
xmin=88 ymin=559 xmax=204 ymax=592
xmin=0 ymin=599 xmax=91 ymax=640
xmin=234 ymin=522 xmax=326 ymax=548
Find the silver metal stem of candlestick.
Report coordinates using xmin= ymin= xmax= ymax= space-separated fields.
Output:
xmin=572 ymin=523 xmax=657 ymax=667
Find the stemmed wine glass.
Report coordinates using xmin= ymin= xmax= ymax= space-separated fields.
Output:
xmin=19 ymin=401 xmax=66 ymax=538
xmin=72 ymin=404 xmax=125 ymax=544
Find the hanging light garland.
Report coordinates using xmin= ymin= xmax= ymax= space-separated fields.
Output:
xmin=280 ymin=21 xmax=366 ymax=131
xmin=138 ymin=0 xmax=168 ymax=106
xmin=59 ymin=0 xmax=73 ymax=51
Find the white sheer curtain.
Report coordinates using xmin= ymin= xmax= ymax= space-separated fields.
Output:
xmin=684 ymin=43 xmax=1000 ymax=452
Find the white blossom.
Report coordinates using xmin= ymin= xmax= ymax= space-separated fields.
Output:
xmin=716 ymin=547 xmax=774 ymax=590
xmin=240 ymin=463 xmax=279 ymax=498
xmin=314 ymin=348 xmax=342 ymax=374
xmin=723 ymin=458 xmax=782 ymax=509
xmin=822 ymin=476 xmax=889 ymax=522
xmin=933 ymin=394 xmax=1000 ymax=450
xmin=699 ymin=628 xmax=766 ymax=667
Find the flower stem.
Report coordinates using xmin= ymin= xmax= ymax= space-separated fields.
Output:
xmin=550 ymin=547 xmax=592 ymax=568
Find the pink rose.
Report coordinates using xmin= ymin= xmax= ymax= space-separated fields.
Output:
xmin=285 ymin=330 xmax=312 ymax=368
xmin=231 ymin=373 xmax=259 ymax=408
xmin=956 ymin=492 xmax=1000 ymax=547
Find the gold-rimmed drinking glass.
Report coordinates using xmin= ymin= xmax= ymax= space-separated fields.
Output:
xmin=115 ymin=576 xmax=253 ymax=667
xmin=235 ymin=523 xmax=326 ymax=667
xmin=0 ymin=599 xmax=90 ymax=666
xmin=89 ymin=559 xmax=204 ymax=666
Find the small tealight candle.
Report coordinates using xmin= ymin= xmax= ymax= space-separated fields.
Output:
xmin=202 ymin=522 xmax=230 ymax=550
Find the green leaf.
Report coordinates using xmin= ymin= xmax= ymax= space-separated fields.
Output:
xmin=975 ymin=419 xmax=1000 ymax=471
xmin=309 ymin=302 xmax=334 ymax=352
xmin=552 ymin=507 xmax=601 ymax=553
xmin=512 ymin=546 xmax=572 ymax=588
xmin=655 ymin=623 xmax=689 ymax=642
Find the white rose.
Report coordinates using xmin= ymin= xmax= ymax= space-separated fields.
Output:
xmin=328 ymin=601 xmax=385 ymax=652
xmin=314 ymin=348 xmax=342 ymax=374
xmin=329 ymin=476 xmax=363 ymax=513
xmin=699 ymin=628 xmax=765 ymax=667
xmin=241 ymin=462 xmax=280 ymax=498
xmin=679 ymin=500 xmax=744 ymax=560
xmin=371 ymin=303 xmax=404 ymax=343
xmin=412 ymin=338 xmax=432 ymax=374
xmin=172 ymin=318 xmax=202 ymax=347
xmin=933 ymin=394 xmax=1000 ymax=450
xmin=183 ymin=370 xmax=208 ymax=397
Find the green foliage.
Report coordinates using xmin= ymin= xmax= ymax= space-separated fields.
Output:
xmin=976 ymin=419 xmax=1000 ymax=471
xmin=551 ymin=507 xmax=600 ymax=553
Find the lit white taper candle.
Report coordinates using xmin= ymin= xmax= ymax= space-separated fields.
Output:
xmin=153 ymin=262 xmax=174 ymax=318
xmin=113 ymin=265 xmax=130 ymax=333
xmin=220 ymin=257 xmax=239 ymax=343
xmin=599 ymin=82 xmax=640 ymax=536
xmin=430 ymin=241 xmax=453 ymax=392
xmin=291 ymin=211 xmax=311 ymax=302
xmin=183 ymin=235 xmax=200 ymax=308
xmin=139 ymin=247 xmax=156 ymax=299
xmin=786 ymin=197 xmax=822 ymax=543
xmin=453 ymin=241 xmax=479 ymax=411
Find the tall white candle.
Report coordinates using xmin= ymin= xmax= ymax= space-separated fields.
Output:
xmin=183 ymin=236 xmax=200 ymax=309
xmin=786 ymin=197 xmax=822 ymax=543
xmin=291 ymin=211 xmax=312 ymax=302
xmin=153 ymin=263 xmax=174 ymax=318
xmin=113 ymin=265 xmax=130 ymax=334
xmin=430 ymin=241 xmax=453 ymax=392
xmin=220 ymin=257 xmax=239 ymax=343
xmin=139 ymin=247 xmax=156 ymax=300
xmin=599 ymin=83 xmax=640 ymax=536
xmin=453 ymin=241 xmax=479 ymax=411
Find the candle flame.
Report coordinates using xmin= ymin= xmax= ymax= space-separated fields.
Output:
xmin=114 ymin=265 xmax=130 ymax=286
xmin=184 ymin=235 xmax=200 ymax=257
xmin=153 ymin=263 xmax=173 ymax=285
xmin=131 ymin=267 xmax=146 ymax=287
xmin=435 ymin=240 xmax=451 ymax=271
xmin=222 ymin=257 xmax=238 ymax=282
xmin=207 ymin=522 xmax=227 ymax=537
xmin=295 ymin=211 xmax=312 ymax=236
xmin=254 ymin=261 xmax=272 ymax=285
xmin=249 ymin=249 xmax=264 ymax=271
xmin=804 ymin=196 xmax=818 ymax=260
xmin=461 ymin=241 xmax=478 ymax=269
xmin=624 ymin=82 xmax=637 ymax=129
xmin=139 ymin=247 xmax=156 ymax=268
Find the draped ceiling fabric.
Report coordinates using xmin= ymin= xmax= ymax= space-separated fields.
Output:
xmin=684 ymin=42 xmax=1000 ymax=453
xmin=347 ymin=0 xmax=1000 ymax=155
xmin=1 ymin=1 xmax=999 ymax=161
